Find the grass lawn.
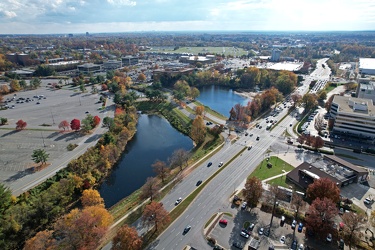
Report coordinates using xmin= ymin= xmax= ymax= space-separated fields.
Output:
xmin=249 ymin=156 xmax=294 ymax=181
xmin=193 ymin=100 xmax=228 ymax=120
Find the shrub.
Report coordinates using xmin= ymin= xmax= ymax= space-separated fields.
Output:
xmin=67 ymin=143 xmax=78 ymax=151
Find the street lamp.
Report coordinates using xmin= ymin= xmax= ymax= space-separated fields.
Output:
xmin=269 ymin=200 xmax=279 ymax=233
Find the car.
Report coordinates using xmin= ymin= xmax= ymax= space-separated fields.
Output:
xmin=256 ymin=124 xmax=259 ymax=128
xmin=183 ymin=225 xmax=191 ymax=234
xmin=232 ymin=241 xmax=243 ymax=249
xmin=218 ymin=162 xmax=223 ymax=167
xmin=207 ymin=162 xmax=212 ymax=167
xmin=339 ymin=239 xmax=344 ymax=249
xmin=364 ymin=197 xmax=372 ymax=204
xmin=248 ymin=145 xmax=252 ymax=150
xmin=248 ymin=223 xmax=255 ymax=231
xmin=245 ymin=132 xmax=248 ymax=136
xmin=291 ymin=240 xmax=297 ymax=250
xmin=290 ymin=123 xmax=293 ymax=127
xmin=36 ymin=102 xmax=40 ymax=104
xmin=258 ymin=227 xmax=264 ymax=235
xmin=175 ymin=197 xmax=182 ymax=205
xmin=280 ymin=216 xmax=285 ymax=226
xmin=249 ymin=133 xmax=253 ymax=137
xmin=326 ymin=233 xmax=332 ymax=242
xmin=240 ymin=231 xmax=249 ymax=238
xmin=298 ymin=222 xmax=303 ymax=232
xmin=219 ymin=219 xmax=228 ymax=225
xmin=259 ymin=125 xmax=262 ymax=129
xmin=280 ymin=235 xmax=286 ymax=243
xmin=196 ymin=180 xmax=202 ymax=186
xmin=241 ymin=202 xmax=247 ymax=209
xmin=85 ymin=111 xmax=89 ymax=114
xmin=213 ymin=246 xmax=224 ymax=250
xmin=256 ymin=136 xmax=260 ymax=141
xmin=298 ymin=244 xmax=304 ymax=250
xmin=291 ymin=220 xmax=297 ymax=229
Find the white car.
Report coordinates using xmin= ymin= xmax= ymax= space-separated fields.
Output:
xmin=298 ymin=244 xmax=304 ymax=250
xmin=240 ymin=231 xmax=249 ymax=238
xmin=175 ymin=197 xmax=182 ymax=205
xmin=326 ymin=233 xmax=332 ymax=242
xmin=258 ymin=227 xmax=264 ymax=235
xmin=241 ymin=202 xmax=247 ymax=209
xmin=280 ymin=235 xmax=285 ymax=243
xmin=291 ymin=220 xmax=297 ymax=229
xmin=364 ymin=197 xmax=372 ymax=205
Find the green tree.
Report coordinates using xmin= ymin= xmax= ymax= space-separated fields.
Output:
xmin=19 ymin=80 xmax=27 ymax=89
xmin=32 ymin=149 xmax=49 ymax=165
xmin=30 ymin=78 xmax=41 ymax=89
xmin=81 ymin=114 xmax=94 ymax=133
xmin=10 ymin=80 xmax=21 ymax=92
xmin=190 ymin=87 xmax=200 ymax=100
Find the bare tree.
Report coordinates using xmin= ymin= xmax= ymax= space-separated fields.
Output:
xmin=342 ymin=212 xmax=366 ymax=250
xmin=243 ymin=177 xmax=263 ymax=209
xmin=314 ymin=114 xmax=326 ymax=133
xmin=291 ymin=192 xmax=306 ymax=218
xmin=140 ymin=177 xmax=160 ymax=202
xmin=152 ymin=160 xmax=170 ymax=183
xmin=168 ymin=149 xmax=190 ymax=172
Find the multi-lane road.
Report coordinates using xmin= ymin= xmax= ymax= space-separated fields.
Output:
xmin=146 ymin=60 xmax=332 ymax=250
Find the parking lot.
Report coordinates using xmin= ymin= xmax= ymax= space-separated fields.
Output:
xmin=0 ymin=80 xmax=106 ymax=185
xmin=209 ymin=205 xmax=341 ymax=250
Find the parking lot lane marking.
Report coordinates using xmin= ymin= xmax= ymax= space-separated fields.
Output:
xmin=190 ymin=217 xmax=194 ymax=222
xmin=185 ymin=214 xmax=189 ymax=219
xmin=197 ymin=202 xmax=201 ymax=206
xmin=176 ymin=233 xmax=179 ymax=237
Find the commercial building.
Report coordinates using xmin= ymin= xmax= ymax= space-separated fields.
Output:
xmin=6 ymin=53 xmax=31 ymax=66
xmin=153 ymin=67 xmax=195 ymax=82
xmin=122 ymin=56 xmax=139 ymax=66
xmin=103 ymin=60 xmax=122 ymax=70
xmin=77 ymin=63 xmax=101 ymax=74
xmin=356 ymin=81 xmax=375 ymax=103
xmin=179 ymin=55 xmax=215 ymax=65
xmin=286 ymin=155 xmax=368 ymax=190
xmin=359 ymin=58 xmax=375 ymax=75
xmin=270 ymin=49 xmax=281 ymax=62
xmin=329 ymin=95 xmax=375 ymax=139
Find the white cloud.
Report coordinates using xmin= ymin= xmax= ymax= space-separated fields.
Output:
xmin=107 ymin=0 xmax=137 ymax=6
xmin=1 ymin=10 xmax=17 ymax=18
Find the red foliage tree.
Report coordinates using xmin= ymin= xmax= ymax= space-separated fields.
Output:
xmin=93 ymin=115 xmax=101 ymax=127
xmin=16 ymin=119 xmax=27 ymax=130
xmin=70 ymin=119 xmax=81 ymax=131
xmin=58 ymin=120 xmax=70 ymax=131
xmin=142 ymin=201 xmax=170 ymax=232
xmin=306 ymin=178 xmax=340 ymax=203
xmin=305 ymin=197 xmax=338 ymax=239
xmin=112 ymin=225 xmax=143 ymax=250
xmin=101 ymin=83 xmax=108 ymax=91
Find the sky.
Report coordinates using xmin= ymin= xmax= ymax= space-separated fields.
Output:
xmin=0 ymin=0 xmax=374 ymax=34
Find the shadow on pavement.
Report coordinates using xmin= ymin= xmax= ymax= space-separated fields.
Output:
xmin=5 ymin=168 xmax=34 ymax=182
xmin=1 ymin=130 xmax=21 ymax=137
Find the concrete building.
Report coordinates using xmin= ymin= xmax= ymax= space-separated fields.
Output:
xmin=103 ymin=60 xmax=122 ymax=70
xmin=270 ymin=49 xmax=281 ymax=62
xmin=179 ymin=55 xmax=215 ymax=65
xmin=359 ymin=58 xmax=375 ymax=75
xmin=329 ymin=95 xmax=375 ymax=139
xmin=153 ymin=67 xmax=195 ymax=82
xmin=122 ymin=56 xmax=139 ymax=66
xmin=77 ymin=63 xmax=101 ymax=74
xmin=356 ymin=81 xmax=375 ymax=103
xmin=6 ymin=53 xmax=31 ymax=66
xmin=286 ymin=155 xmax=368 ymax=191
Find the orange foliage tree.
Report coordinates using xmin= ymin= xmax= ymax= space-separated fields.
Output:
xmin=81 ymin=189 xmax=104 ymax=207
xmin=142 ymin=201 xmax=170 ymax=232
xmin=23 ymin=230 xmax=55 ymax=250
xmin=112 ymin=224 xmax=143 ymax=250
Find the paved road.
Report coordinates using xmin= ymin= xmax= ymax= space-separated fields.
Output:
xmin=7 ymin=97 xmax=115 ymax=196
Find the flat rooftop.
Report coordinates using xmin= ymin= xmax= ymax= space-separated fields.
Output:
xmin=257 ymin=62 xmax=303 ymax=71
xmin=359 ymin=58 xmax=375 ymax=70
xmin=333 ymin=95 xmax=375 ymax=115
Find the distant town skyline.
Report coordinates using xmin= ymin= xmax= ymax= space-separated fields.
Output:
xmin=0 ymin=0 xmax=374 ymax=34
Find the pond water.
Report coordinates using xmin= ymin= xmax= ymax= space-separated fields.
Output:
xmin=197 ymin=85 xmax=251 ymax=117
xmin=99 ymin=114 xmax=193 ymax=208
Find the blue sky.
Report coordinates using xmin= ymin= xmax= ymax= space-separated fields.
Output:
xmin=0 ymin=0 xmax=374 ymax=34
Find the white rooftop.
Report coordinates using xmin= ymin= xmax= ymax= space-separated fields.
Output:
xmin=359 ymin=58 xmax=375 ymax=70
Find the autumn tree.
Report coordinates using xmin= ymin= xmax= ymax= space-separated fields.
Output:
xmin=305 ymin=197 xmax=338 ymax=240
xmin=370 ymin=210 xmax=375 ymax=227
xmin=341 ymin=212 xmax=365 ymax=249
xmin=190 ymin=115 xmax=206 ymax=144
xmin=32 ymin=149 xmax=49 ymax=166
xmin=169 ymin=148 xmax=190 ymax=172
xmin=81 ymin=189 xmax=105 ymax=207
xmin=140 ymin=177 xmax=160 ymax=202
xmin=70 ymin=119 xmax=81 ymax=131
xmin=311 ymin=136 xmax=324 ymax=149
xmin=23 ymin=230 xmax=55 ymax=250
xmin=81 ymin=114 xmax=94 ymax=133
xmin=16 ymin=119 xmax=27 ymax=130
xmin=0 ymin=85 xmax=9 ymax=94
xmin=291 ymin=94 xmax=302 ymax=108
xmin=142 ymin=201 xmax=170 ymax=232
xmin=137 ymin=73 xmax=146 ymax=82
xmin=112 ymin=224 xmax=142 ymax=250
xmin=58 ymin=120 xmax=70 ymax=131
xmin=54 ymin=205 xmax=112 ymax=249
xmin=243 ymin=177 xmax=263 ymax=209
xmin=152 ymin=160 xmax=169 ymax=183
xmin=93 ymin=115 xmax=101 ymax=127
xmin=10 ymin=80 xmax=21 ymax=92
xmin=190 ymin=87 xmax=200 ymax=100
xmin=195 ymin=105 xmax=205 ymax=116
xmin=302 ymin=93 xmax=318 ymax=114
xmin=306 ymin=178 xmax=340 ymax=203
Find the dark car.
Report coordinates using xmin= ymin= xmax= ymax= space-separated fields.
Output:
xmin=245 ymin=132 xmax=248 ymax=136
xmin=298 ymin=222 xmax=303 ymax=232
xmin=183 ymin=225 xmax=191 ymax=234
xmin=196 ymin=180 xmax=202 ymax=186
xmin=291 ymin=240 xmax=297 ymax=250
xmin=232 ymin=241 xmax=243 ymax=249
xmin=248 ymin=145 xmax=252 ymax=150
xmin=256 ymin=136 xmax=260 ymax=141
xmin=213 ymin=246 xmax=224 ymax=250
xmin=207 ymin=162 xmax=212 ymax=167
